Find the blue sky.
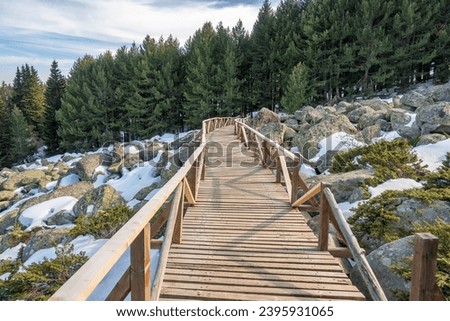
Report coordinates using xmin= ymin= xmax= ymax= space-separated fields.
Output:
xmin=0 ymin=0 xmax=279 ymax=84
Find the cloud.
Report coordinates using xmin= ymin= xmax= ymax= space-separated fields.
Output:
xmin=0 ymin=0 xmax=279 ymax=83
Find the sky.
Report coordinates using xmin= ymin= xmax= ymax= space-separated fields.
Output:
xmin=0 ymin=0 xmax=280 ymax=84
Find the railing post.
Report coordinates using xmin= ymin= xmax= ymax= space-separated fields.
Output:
xmin=275 ymin=153 xmax=281 ymax=183
xmin=410 ymin=233 xmax=439 ymax=301
xmin=130 ymin=223 xmax=151 ymax=300
xmin=290 ymin=160 xmax=300 ymax=204
xmin=201 ymin=145 xmax=208 ymax=180
xmin=318 ymin=183 xmax=329 ymax=251
xmin=173 ymin=184 xmax=185 ymax=244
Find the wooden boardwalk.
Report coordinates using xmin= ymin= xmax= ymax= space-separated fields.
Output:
xmin=160 ymin=126 xmax=365 ymax=301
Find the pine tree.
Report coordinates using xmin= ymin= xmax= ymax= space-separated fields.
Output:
xmin=433 ymin=0 xmax=450 ymax=83
xmin=20 ymin=65 xmax=46 ymax=135
xmin=9 ymin=106 xmax=36 ymax=164
xmin=44 ymin=61 xmax=66 ymax=152
xmin=0 ymin=85 xmax=12 ymax=167
xmin=281 ymin=62 xmax=312 ymax=113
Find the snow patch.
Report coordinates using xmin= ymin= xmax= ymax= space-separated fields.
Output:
xmin=368 ymin=178 xmax=423 ymax=198
xmin=19 ymin=196 xmax=78 ymax=231
xmin=45 ymin=181 xmax=58 ymax=191
xmin=338 ymin=201 xmax=363 ymax=219
xmin=405 ymin=113 xmax=416 ymax=128
xmin=372 ymin=131 xmax=402 ymax=143
xmin=59 ymin=174 xmax=80 ymax=187
xmin=300 ymin=164 xmax=316 ymax=177
xmin=0 ymin=243 xmax=25 ymax=261
xmin=413 ymin=139 xmax=450 ymax=171
xmin=310 ymin=132 xmax=365 ymax=162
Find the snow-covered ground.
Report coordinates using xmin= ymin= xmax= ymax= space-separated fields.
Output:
xmin=368 ymin=178 xmax=423 ymax=198
xmin=310 ymin=132 xmax=365 ymax=162
xmin=413 ymin=139 xmax=450 ymax=171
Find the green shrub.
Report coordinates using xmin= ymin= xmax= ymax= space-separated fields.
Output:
xmin=70 ymin=205 xmax=134 ymax=239
xmin=0 ymin=244 xmax=88 ymax=301
xmin=425 ymin=153 xmax=450 ymax=189
xmin=8 ymin=223 xmax=32 ymax=246
xmin=330 ymin=139 xmax=428 ymax=186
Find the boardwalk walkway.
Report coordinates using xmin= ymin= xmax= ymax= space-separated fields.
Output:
xmin=160 ymin=126 xmax=365 ymax=301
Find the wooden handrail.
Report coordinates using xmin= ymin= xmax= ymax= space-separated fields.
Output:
xmin=322 ymin=187 xmax=387 ymax=301
xmin=50 ymin=116 xmax=234 ymax=301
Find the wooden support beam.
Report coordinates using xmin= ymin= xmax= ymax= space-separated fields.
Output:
xmin=318 ymin=185 xmax=329 ymax=251
xmin=410 ymin=233 xmax=439 ymax=301
xmin=254 ymin=135 xmax=265 ymax=165
xmin=241 ymin=125 xmax=249 ymax=147
xmin=290 ymin=161 xmax=300 ymax=204
xmin=275 ymin=154 xmax=281 ymax=184
xmin=173 ymin=185 xmax=184 ymax=245
xmin=130 ymin=224 xmax=151 ymax=301
xmin=106 ymin=267 xmax=131 ymax=301
xmin=292 ymin=182 xmax=322 ymax=207
xmin=201 ymin=146 xmax=208 ymax=180
xmin=151 ymin=183 xmax=183 ymax=301
xmin=323 ymin=188 xmax=387 ymax=301
xmin=183 ymin=178 xmax=195 ymax=205
xmin=151 ymin=239 xmax=163 ymax=249
xmin=328 ymin=248 xmax=353 ymax=259
xmin=278 ymin=156 xmax=292 ymax=200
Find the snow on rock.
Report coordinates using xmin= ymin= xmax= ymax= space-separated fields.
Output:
xmin=0 ymin=192 xmax=46 ymax=218
xmin=127 ymin=199 xmax=141 ymax=209
xmin=372 ymin=131 xmax=402 ymax=143
xmin=59 ymin=174 xmax=80 ymax=187
xmin=405 ymin=113 xmax=417 ymax=127
xmin=45 ymin=181 xmax=58 ymax=191
xmin=19 ymin=196 xmax=78 ymax=231
xmin=338 ymin=201 xmax=363 ymax=219
xmin=368 ymin=178 xmax=423 ymax=198
xmin=23 ymin=235 xmax=107 ymax=267
xmin=413 ymin=139 xmax=450 ymax=171
xmin=0 ymin=243 xmax=25 ymax=261
xmin=107 ymin=163 xmax=161 ymax=202
xmin=124 ymin=145 xmax=140 ymax=154
xmin=310 ymin=132 xmax=365 ymax=162
xmin=300 ymin=164 xmax=316 ymax=177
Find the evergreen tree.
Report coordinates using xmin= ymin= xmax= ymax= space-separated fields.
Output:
xmin=44 ymin=61 xmax=66 ymax=152
xmin=432 ymin=0 xmax=450 ymax=83
xmin=9 ymin=106 xmax=36 ymax=164
xmin=0 ymin=85 xmax=12 ymax=167
xmin=249 ymin=0 xmax=276 ymax=110
xmin=281 ymin=62 xmax=312 ymax=113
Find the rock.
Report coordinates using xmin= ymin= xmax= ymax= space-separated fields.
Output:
xmin=416 ymin=133 xmax=448 ymax=146
xmin=347 ymin=106 xmax=375 ymax=123
xmin=19 ymin=182 xmax=93 ymax=213
xmin=260 ymin=122 xmax=285 ymax=144
xmin=0 ymin=170 xmax=46 ymax=191
xmin=400 ymin=91 xmax=433 ymax=109
xmin=397 ymin=124 xmax=421 ymax=141
xmin=294 ymin=114 xmax=357 ymax=159
xmin=171 ymin=130 xmax=200 ymax=150
xmin=0 ymin=234 xmax=13 ymax=254
xmin=74 ymin=154 xmax=108 ymax=181
xmin=388 ymin=109 xmax=412 ymax=130
xmin=316 ymin=150 xmax=340 ymax=173
xmin=336 ymin=101 xmax=355 ymax=112
xmin=145 ymin=141 xmax=165 ymax=161
xmin=415 ymin=102 xmax=450 ymax=135
xmin=135 ymin=182 xmax=160 ymax=201
xmin=283 ymin=126 xmax=297 ymax=142
xmin=350 ymin=236 xmax=414 ymax=301
xmin=284 ymin=118 xmax=299 ymax=130
xmin=358 ymin=98 xmax=391 ymax=112
xmin=357 ymin=122 xmax=382 ymax=144
xmin=427 ymin=82 xmax=450 ymax=102
xmin=251 ymin=108 xmax=280 ymax=129
xmin=305 ymin=169 xmax=375 ymax=203
xmin=0 ymin=201 xmax=11 ymax=212
xmin=359 ymin=111 xmax=386 ymax=129
xmin=73 ymin=185 xmax=126 ymax=217
xmin=294 ymin=106 xmax=323 ymax=124
xmin=0 ymin=209 xmax=20 ymax=234
xmin=0 ymin=190 xmax=14 ymax=202
xmin=22 ymin=228 xmax=73 ymax=261
xmin=123 ymin=153 xmax=141 ymax=169
xmin=45 ymin=210 xmax=75 ymax=226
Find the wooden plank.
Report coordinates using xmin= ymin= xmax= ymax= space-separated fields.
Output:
xmin=106 ymin=267 xmax=131 ymax=301
xmin=151 ymin=183 xmax=183 ymax=301
xmin=292 ymin=182 xmax=322 ymax=207
xmin=290 ymin=161 xmax=300 ymax=204
xmin=410 ymin=233 xmax=439 ymax=301
xmin=328 ymin=248 xmax=353 ymax=258
xmin=278 ymin=155 xmax=292 ymax=199
xmin=130 ymin=224 xmax=150 ymax=301
xmin=183 ymin=178 xmax=195 ymax=205
xmin=275 ymin=153 xmax=281 ymax=183
xmin=319 ymin=185 xmax=330 ymax=251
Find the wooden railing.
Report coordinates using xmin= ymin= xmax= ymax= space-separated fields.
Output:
xmin=235 ymin=118 xmax=443 ymax=302
xmin=49 ymin=117 xmax=234 ymax=301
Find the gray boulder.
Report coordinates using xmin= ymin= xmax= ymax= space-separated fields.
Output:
xmin=347 ymin=106 xmax=375 ymax=123
xmin=284 ymin=118 xmax=299 ymax=130
xmin=388 ymin=109 xmax=412 ymax=130
xmin=415 ymin=102 xmax=450 ymax=134
xmin=397 ymin=124 xmax=421 ymax=141
xmin=357 ymin=122 xmax=382 ymax=144
xmin=45 ymin=210 xmax=75 ymax=226
xmin=251 ymin=108 xmax=280 ymax=129
xmin=400 ymin=91 xmax=433 ymax=109
xmin=359 ymin=111 xmax=386 ymax=129
xmin=416 ymin=134 xmax=448 ymax=146
xmin=305 ymin=169 xmax=375 ymax=203
xmin=74 ymin=154 xmax=108 ymax=181
xmin=421 ymin=82 xmax=450 ymax=102
xmin=260 ymin=122 xmax=285 ymax=144
xmin=135 ymin=182 xmax=160 ymax=201
xmin=0 ymin=201 xmax=11 ymax=212
xmin=294 ymin=106 xmax=323 ymax=124
xmin=358 ymin=98 xmax=391 ymax=112
xmin=22 ymin=228 xmax=73 ymax=261
xmin=283 ymin=125 xmax=297 ymax=142
xmin=0 ymin=170 xmax=46 ymax=191
xmin=350 ymin=236 xmax=414 ymax=301
xmin=0 ymin=209 xmax=20 ymax=234
xmin=73 ymin=185 xmax=126 ymax=217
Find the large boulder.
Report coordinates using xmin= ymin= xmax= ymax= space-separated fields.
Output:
xmin=347 ymin=106 xmax=375 ymax=123
xmin=350 ymin=236 xmax=414 ymax=301
xmin=415 ymin=102 xmax=450 ymax=135
xmin=416 ymin=133 xmax=448 ymax=146
xmin=283 ymin=125 xmax=297 ymax=142
xmin=294 ymin=114 xmax=357 ymax=159
xmin=357 ymin=122 xmax=382 ymax=144
xmin=358 ymin=98 xmax=391 ymax=112
xmin=134 ymin=182 xmax=160 ymax=201
xmin=284 ymin=118 xmax=299 ymax=131
xmin=0 ymin=190 xmax=14 ymax=202
xmin=0 ymin=170 xmax=46 ymax=191
xmin=73 ymin=154 xmax=108 ymax=181
xmin=251 ymin=108 xmax=280 ymax=129
xmin=73 ymin=185 xmax=126 ymax=217
xmin=359 ymin=111 xmax=386 ymax=129
xmin=420 ymin=82 xmax=450 ymax=102
xmin=400 ymin=91 xmax=433 ymax=109
xmin=388 ymin=109 xmax=412 ymax=130
xmin=397 ymin=124 xmax=421 ymax=141
xmin=260 ymin=122 xmax=285 ymax=144
xmin=305 ymin=169 xmax=375 ymax=203
xmin=0 ymin=209 xmax=20 ymax=234
xmin=294 ymin=106 xmax=324 ymax=124
xmin=21 ymin=228 xmax=73 ymax=261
